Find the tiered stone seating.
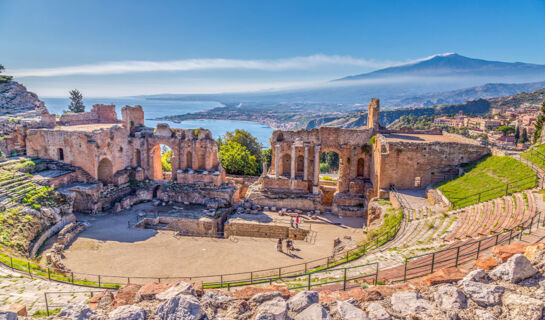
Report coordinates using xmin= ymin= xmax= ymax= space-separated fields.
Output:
xmin=445 ymin=191 xmax=535 ymax=241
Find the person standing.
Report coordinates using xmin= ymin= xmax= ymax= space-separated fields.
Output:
xmin=290 ymin=216 xmax=294 ymax=228
xmin=296 ymin=216 xmax=300 ymax=229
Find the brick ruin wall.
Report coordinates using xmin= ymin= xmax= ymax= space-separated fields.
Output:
xmin=372 ymin=135 xmax=490 ymax=191
xmin=224 ymin=221 xmax=309 ymax=240
xmin=59 ymin=104 xmax=120 ymax=125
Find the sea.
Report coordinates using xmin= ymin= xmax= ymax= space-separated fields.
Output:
xmin=41 ymin=97 xmax=273 ymax=146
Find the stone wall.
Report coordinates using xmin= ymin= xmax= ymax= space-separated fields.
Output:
xmin=59 ymin=104 xmax=120 ymax=125
xmin=224 ymin=220 xmax=309 ymax=240
xmin=372 ymin=134 xmax=490 ymax=191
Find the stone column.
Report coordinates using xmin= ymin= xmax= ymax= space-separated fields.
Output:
xmin=290 ymin=144 xmax=296 ymax=180
xmin=313 ymin=144 xmax=321 ymax=193
xmin=275 ymin=144 xmax=281 ymax=178
xmin=303 ymin=144 xmax=309 ymax=181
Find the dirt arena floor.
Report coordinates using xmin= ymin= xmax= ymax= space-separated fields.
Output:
xmin=57 ymin=204 xmax=364 ymax=282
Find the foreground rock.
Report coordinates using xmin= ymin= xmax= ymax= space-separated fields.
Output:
xmin=45 ymin=240 xmax=545 ymax=320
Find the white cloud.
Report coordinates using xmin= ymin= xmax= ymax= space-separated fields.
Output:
xmin=10 ymin=54 xmax=400 ymax=77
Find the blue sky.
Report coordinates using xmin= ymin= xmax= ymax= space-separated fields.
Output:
xmin=1 ymin=0 xmax=545 ymax=97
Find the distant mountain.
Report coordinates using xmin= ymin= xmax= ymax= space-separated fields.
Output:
xmin=396 ymin=81 xmax=545 ymax=108
xmin=143 ymin=53 xmax=545 ymax=109
xmin=337 ymin=53 xmax=545 ymax=81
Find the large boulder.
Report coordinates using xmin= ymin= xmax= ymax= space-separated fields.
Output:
xmin=201 ymin=290 xmax=234 ymax=310
xmin=460 ymin=281 xmax=505 ymax=307
xmin=254 ymin=297 xmax=288 ymax=320
xmin=287 ymin=291 xmax=319 ymax=313
xmin=56 ymin=304 xmax=95 ymax=320
xmin=366 ymin=302 xmax=391 ymax=320
xmin=112 ymin=284 xmax=142 ymax=308
xmin=156 ymin=281 xmax=196 ymax=300
xmin=458 ymin=269 xmax=491 ymax=285
xmin=336 ymin=300 xmax=369 ymax=320
xmin=294 ymin=303 xmax=331 ymax=320
xmin=250 ymin=292 xmax=282 ymax=305
xmin=155 ymin=294 xmax=207 ymax=320
xmin=492 ymin=243 xmax=528 ymax=262
xmin=434 ymin=284 xmax=467 ymax=310
xmin=390 ymin=291 xmax=432 ymax=316
xmin=490 ymin=254 xmax=538 ymax=283
xmin=0 ymin=311 xmax=17 ymax=320
xmin=503 ymin=293 xmax=545 ymax=320
xmin=137 ymin=281 xmax=170 ymax=300
xmin=108 ymin=305 xmax=146 ymax=320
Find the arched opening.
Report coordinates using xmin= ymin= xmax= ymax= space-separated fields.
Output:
xmin=276 ymin=133 xmax=284 ymax=142
xmin=186 ymin=151 xmax=193 ymax=170
xmin=57 ymin=148 xmax=64 ymax=161
xmin=151 ymin=144 xmax=172 ymax=181
xmin=319 ymin=150 xmax=340 ymax=206
xmin=357 ymin=158 xmax=365 ymax=177
xmin=281 ymin=154 xmax=291 ymax=176
xmin=296 ymin=155 xmax=304 ymax=174
xmin=97 ymin=158 xmax=113 ymax=184
xmin=135 ymin=149 xmax=141 ymax=167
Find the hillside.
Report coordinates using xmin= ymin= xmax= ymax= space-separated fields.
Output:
xmin=0 ymin=80 xmax=44 ymax=116
xmin=306 ymin=99 xmax=491 ymax=129
xmin=397 ymin=81 xmax=545 ymax=108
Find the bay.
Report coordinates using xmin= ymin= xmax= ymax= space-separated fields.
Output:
xmin=41 ymin=97 xmax=274 ymax=146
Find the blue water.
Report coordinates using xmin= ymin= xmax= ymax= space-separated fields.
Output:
xmin=41 ymin=97 xmax=273 ymax=145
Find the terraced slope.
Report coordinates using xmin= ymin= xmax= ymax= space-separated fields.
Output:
xmin=0 ymin=158 xmax=69 ymax=254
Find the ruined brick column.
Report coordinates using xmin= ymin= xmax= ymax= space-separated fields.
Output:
xmin=313 ymin=144 xmax=321 ymax=194
xmin=303 ymin=144 xmax=309 ymax=181
xmin=290 ymin=144 xmax=296 ymax=180
xmin=337 ymin=145 xmax=350 ymax=193
xmin=275 ymin=144 xmax=281 ymax=178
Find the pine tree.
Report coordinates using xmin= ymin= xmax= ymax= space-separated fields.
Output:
xmin=514 ymin=126 xmax=520 ymax=142
xmin=521 ymin=128 xmax=529 ymax=143
xmin=67 ymin=89 xmax=85 ymax=113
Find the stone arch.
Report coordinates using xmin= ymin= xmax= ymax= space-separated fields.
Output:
xmin=149 ymin=143 xmax=175 ymax=181
xmin=296 ymin=155 xmax=304 ymax=173
xmin=57 ymin=148 xmax=64 ymax=161
xmin=186 ymin=151 xmax=193 ymax=169
xmin=281 ymin=154 xmax=291 ymax=176
xmin=97 ymin=158 xmax=113 ymax=184
xmin=357 ymin=158 xmax=364 ymax=177
xmin=276 ymin=133 xmax=284 ymax=142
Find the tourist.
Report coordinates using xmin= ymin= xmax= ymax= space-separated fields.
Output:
xmin=286 ymin=239 xmax=293 ymax=255
xmin=277 ymin=238 xmax=283 ymax=252
xmin=296 ymin=216 xmax=300 ymax=229
xmin=290 ymin=216 xmax=294 ymax=228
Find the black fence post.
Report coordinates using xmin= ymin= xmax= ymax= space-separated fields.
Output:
xmin=476 ymin=240 xmax=482 ymax=259
xmin=44 ymin=293 xmax=49 ymax=316
xmin=430 ymin=252 xmax=436 ymax=274
xmin=455 ymin=246 xmax=460 ymax=267
xmin=403 ymin=259 xmax=408 ymax=282
xmin=307 ymin=273 xmax=311 ymax=290
xmin=343 ymin=268 xmax=347 ymax=291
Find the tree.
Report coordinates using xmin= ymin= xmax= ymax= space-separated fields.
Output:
xmin=533 ymin=100 xmax=545 ymax=144
xmin=219 ymin=129 xmax=264 ymax=172
xmin=521 ymin=128 xmax=529 ymax=143
xmin=161 ymin=150 xmax=172 ymax=172
xmin=320 ymin=151 xmax=339 ymax=172
xmin=219 ymin=141 xmax=259 ymax=176
xmin=496 ymin=125 xmax=515 ymax=137
xmin=514 ymin=126 xmax=520 ymax=142
xmin=67 ymin=89 xmax=85 ymax=113
xmin=261 ymin=148 xmax=272 ymax=168
xmin=0 ymin=64 xmax=4 ymax=73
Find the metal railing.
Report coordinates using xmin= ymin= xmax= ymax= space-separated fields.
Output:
xmin=44 ymin=290 xmax=110 ymax=316
xmin=0 ymin=215 xmax=401 ymax=290
xmin=402 ymin=211 xmax=543 ymax=281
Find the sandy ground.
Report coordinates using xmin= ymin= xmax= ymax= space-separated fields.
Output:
xmin=59 ymin=206 xmax=364 ymax=283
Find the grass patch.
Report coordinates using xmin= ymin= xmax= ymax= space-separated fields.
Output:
xmin=521 ymin=143 xmax=545 ymax=169
xmin=436 ymin=155 xmax=536 ymax=208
